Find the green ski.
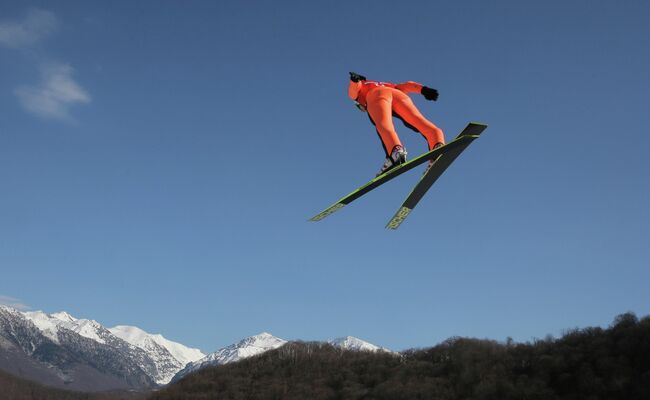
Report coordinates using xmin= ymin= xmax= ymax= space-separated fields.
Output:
xmin=386 ymin=122 xmax=487 ymax=229
xmin=310 ymin=125 xmax=480 ymax=222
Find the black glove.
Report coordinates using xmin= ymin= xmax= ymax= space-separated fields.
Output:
xmin=349 ymin=72 xmax=367 ymax=83
xmin=421 ymin=86 xmax=439 ymax=101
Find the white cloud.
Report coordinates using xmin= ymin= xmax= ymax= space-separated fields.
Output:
xmin=2 ymin=9 xmax=92 ymax=122
xmin=15 ymin=63 xmax=91 ymax=121
xmin=0 ymin=8 xmax=59 ymax=49
xmin=0 ymin=295 xmax=31 ymax=311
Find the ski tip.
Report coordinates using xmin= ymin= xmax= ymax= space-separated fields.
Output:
xmin=309 ymin=203 xmax=346 ymax=222
xmin=386 ymin=206 xmax=412 ymax=230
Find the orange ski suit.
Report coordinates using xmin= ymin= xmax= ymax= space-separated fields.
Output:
xmin=348 ymin=79 xmax=444 ymax=157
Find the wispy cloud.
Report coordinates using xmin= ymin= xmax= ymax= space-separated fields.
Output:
xmin=0 ymin=295 xmax=31 ymax=311
xmin=15 ymin=62 xmax=91 ymax=121
xmin=1 ymin=9 xmax=91 ymax=122
xmin=0 ymin=8 xmax=59 ymax=49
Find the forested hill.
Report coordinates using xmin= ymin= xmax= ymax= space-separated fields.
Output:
xmin=151 ymin=313 xmax=650 ymax=400
xmin=0 ymin=368 xmax=146 ymax=400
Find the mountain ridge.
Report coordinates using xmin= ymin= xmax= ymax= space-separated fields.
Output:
xmin=0 ymin=304 xmax=156 ymax=391
xmin=1 ymin=305 xmax=391 ymax=390
xmin=172 ymin=332 xmax=392 ymax=382
xmin=1 ymin=305 xmax=203 ymax=388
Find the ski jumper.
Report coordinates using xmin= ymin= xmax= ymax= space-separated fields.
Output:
xmin=348 ymin=79 xmax=445 ymax=157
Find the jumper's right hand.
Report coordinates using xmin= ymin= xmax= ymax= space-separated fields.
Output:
xmin=349 ymin=72 xmax=367 ymax=82
xmin=421 ymin=86 xmax=439 ymax=101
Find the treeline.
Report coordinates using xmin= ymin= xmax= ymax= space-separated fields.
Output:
xmin=151 ymin=313 xmax=650 ymax=400
xmin=0 ymin=368 xmax=146 ymax=400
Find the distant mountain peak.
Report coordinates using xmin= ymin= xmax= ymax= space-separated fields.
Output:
xmin=228 ymin=332 xmax=287 ymax=354
xmin=328 ymin=336 xmax=391 ymax=353
xmin=109 ymin=325 xmax=151 ymax=345
xmin=172 ymin=332 xmax=287 ymax=382
xmin=237 ymin=332 xmax=284 ymax=347
xmin=50 ymin=311 xmax=75 ymax=322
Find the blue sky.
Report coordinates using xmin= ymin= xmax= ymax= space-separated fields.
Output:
xmin=1 ymin=1 xmax=649 ymax=353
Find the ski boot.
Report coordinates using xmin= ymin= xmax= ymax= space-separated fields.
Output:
xmin=376 ymin=145 xmax=407 ymax=177
xmin=424 ymin=142 xmax=444 ymax=174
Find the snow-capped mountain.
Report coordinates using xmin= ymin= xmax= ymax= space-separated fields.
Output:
xmin=3 ymin=306 xmax=203 ymax=386
xmin=172 ymin=333 xmax=391 ymax=382
xmin=3 ymin=304 xmax=392 ymax=389
xmin=328 ymin=336 xmax=392 ymax=353
xmin=0 ymin=305 xmax=155 ymax=391
xmin=173 ymin=332 xmax=287 ymax=382
xmin=24 ymin=309 xmax=171 ymax=384
xmin=110 ymin=325 xmax=205 ymax=384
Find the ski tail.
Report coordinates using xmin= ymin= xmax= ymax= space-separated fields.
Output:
xmin=386 ymin=122 xmax=488 ymax=230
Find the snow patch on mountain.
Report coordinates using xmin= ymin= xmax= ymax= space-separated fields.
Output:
xmin=21 ymin=310 xmax=61 ymax=343
xmin=24 ymin=310 xmax=106 ymax=344
xmin=50 ymin=311 xmax=75 ymax=323
xmin=110 ymin=325 xmax=205 ymax=368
